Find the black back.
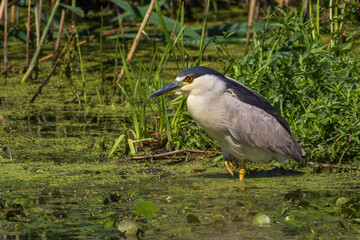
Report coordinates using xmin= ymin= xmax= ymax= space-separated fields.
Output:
xmin=180 ymin=66 xmax=292 ymax=134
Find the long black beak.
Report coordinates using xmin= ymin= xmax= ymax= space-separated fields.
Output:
xmin=148 ymin=81 xmax=183 ymax=98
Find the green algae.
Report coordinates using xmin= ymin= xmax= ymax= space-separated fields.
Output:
xmin=1 ymin=161 xmax=360 ymax=239
xmin=1 ymin=17 xmax=360 ymax=240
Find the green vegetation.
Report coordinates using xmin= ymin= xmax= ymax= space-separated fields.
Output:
xmin=106 ymin=3 xmax=360 ymax=165
xmin=1 ymin=1 xmax=359 ymax=162
xmin=1 ymin=0 xmax=360 ymax=238
xmin=228 ymin=8 xmax=360 ymax=163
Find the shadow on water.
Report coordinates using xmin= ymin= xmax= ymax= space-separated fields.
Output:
xmin=202 ymin=168 xmax=303 ymax=179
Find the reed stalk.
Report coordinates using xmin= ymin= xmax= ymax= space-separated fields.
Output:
xmin=309 ymin=0 xmax=316 ymax=40
xmin=245 ymin=0 xmax=256 ymax=51
xmin=99 ymin=6 xmax=105 ymax=104
xmin=35 ymin=6 xmax=40 ymax=48
xmin=329 ymin=0 xmax=334 ymax=48
xmin=16 ymin=6 xmax=19 ymax=24
xmin=73 ymin=25 xmax=86 ymax=105
xmin=38 ymin=0 xmax=42 ymax=25
xmin=196 ymin=0 xmax=210 ymax=65
xmin=180 ymin=0 xmax=185 ymax=68
xmin=301 ymin=0 xmax=308 ymax=19
xmin=55 ymin=9 xmax=66 ymax=52
xmin=10 ymin=4 xmax=15 ymax=23
xmin=3 ymin=0 xmax=8 ymax=78
xmin=117 ymin=0 xmax=155 ymax=82
xmin=49 ymin=0 xmax=55 ymax=40
xmin=26 ymin=0 xmax=31 ymax=78
xmin=71 ymin=0 xmax=76 ymax=22
xmin=114 ymin=14 xmax=122 ymax=75
xmin=36 ymin=0 xmax=42 ymax=77
xmin=35 ymin=4 xmax=40 ymax=78
xmin=203 ymin=0 xmax=208 ymax=40
xmin=21 ymin=0 xmax=61 ymax=83
xmin=0 ymin=0 xmax=5 ymax=20
xmin=334 ymin=0 xmax=339 ymax=33
xmin=316 ymin=0 xmax=320 ymax=37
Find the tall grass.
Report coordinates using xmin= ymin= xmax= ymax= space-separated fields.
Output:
xmin=107 ymin=0 xmax=217 ymax=158
xmin=229 ymin=8 xmax=359 ymax=164
xmin=3 ymin=1 xmax=358 ymax=164
xmin=99 ymin=6 xmax=105 ymax=105
xmin=73 ymin=25 xmax=86 ymax=105
xmin=108 ymin=4 xmax=360 ymax=165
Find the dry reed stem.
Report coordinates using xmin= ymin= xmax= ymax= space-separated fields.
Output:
xmin=3 ymin=0 xmax=8 ymax=77
xmin=38 ymin=0 xmax=42 ymax=26
xmin=35 ymin=6 xmax=40 ymax=47
xmin=49 ymin=0 xmax=55 ymax=40
xmin=55 ymin=9 xmax=66 ymax=51
xmin=117 ymin=0 xmax=155 ymax=82
xmin=26 ymin=0 xmax=31 ymax=72
xmin=17 ymin=27 xmax=131 ymax=74
xmin=0 ymin=0 xmax=5 ymax=20
xmin=10 ymin=5 xmax=15 ymax=23
xmin=245 ymin=0 xmax=256 ymax=50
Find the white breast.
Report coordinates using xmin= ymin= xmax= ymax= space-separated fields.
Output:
xmin=186 ymin=94 xmax=286 ymax=164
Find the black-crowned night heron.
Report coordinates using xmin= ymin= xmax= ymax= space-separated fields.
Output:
xmin=149 ymin=66 xmax=304 ymax=180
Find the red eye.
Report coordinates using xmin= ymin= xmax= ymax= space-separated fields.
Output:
xmin=186 ymin=76 xmax=194 ymax=82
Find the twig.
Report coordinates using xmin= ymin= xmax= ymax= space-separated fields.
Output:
xmin=30 ymin=31 xmax=76 ymax=103
xmin=117 ymin=0 xmax=155 ymax=82
xmin=109 ymin=149 xmax=220 ymax=162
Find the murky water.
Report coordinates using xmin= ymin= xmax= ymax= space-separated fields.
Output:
xmin=1 ymin=160 xmax=360 ymax=239
xmin=1 ymin=42 xmax=360 ymax=239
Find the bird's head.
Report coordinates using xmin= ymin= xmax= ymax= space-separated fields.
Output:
xmin=149 ymin=66 xmax=225 ymax=98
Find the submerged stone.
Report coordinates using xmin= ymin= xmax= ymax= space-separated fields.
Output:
xmin=187 ymin=214 xmax=200 ymax=225
xmin=52 ymin=210 xmax=67 ymax=219
xmin=252 ymin=213 xmax=270 ymax=226
xmin=41 ymin=186 xmax=61 ymax=198
xmin=118 ymin=218 xmax=138 ymax=236
xmin=336 ymin=197 xmax=351 ymax=207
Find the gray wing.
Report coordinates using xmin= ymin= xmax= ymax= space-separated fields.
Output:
xmin=224 ymin=89 xmax=304 ymax=162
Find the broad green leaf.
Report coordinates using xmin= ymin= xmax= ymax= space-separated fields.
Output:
xmin=134 ymin=200 xmax=159 ymax=219
xmin=60 ymin=3 xmax=84 ymax=17
xmin=108 ymin=0 xmax=201 ymax=40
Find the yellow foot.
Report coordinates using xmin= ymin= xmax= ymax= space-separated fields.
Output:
xmin=228 ymin=161 xmax=236 ymax=169
xmin=224 ymin=161 xmax=235 ymax=177
xmin=239 ymin=169 xmax=246 ymax=181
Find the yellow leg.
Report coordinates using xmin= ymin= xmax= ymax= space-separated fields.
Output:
xmin=239 ymin=159 xmax=246 ymax=181
xmin=228 ymin=161 xmax=236 ymax=169
xmin=224 ymin=161 xmax=234 ymax=177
